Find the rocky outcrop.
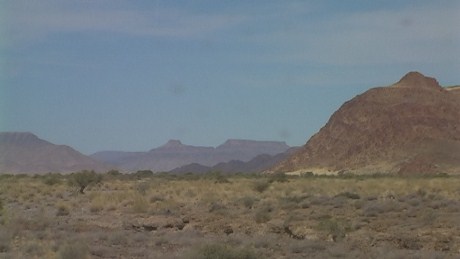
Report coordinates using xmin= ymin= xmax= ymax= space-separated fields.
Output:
xmin=273 ymin=72 xmax=460 ymax=175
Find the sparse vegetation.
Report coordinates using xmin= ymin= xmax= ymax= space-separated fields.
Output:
xmin=0 ymin=199 xmax=3 ymax=216
xmin=268 ymin=172 xmax=289 ymax=183
xmin=56 ymin=203 xmax=71 ymax=216
xmin=42 ymin=173 xmax=63 ymax=186
xmin=317 ymin=217 xmax=351 ymax=242
xmin=0 ymin=231 xmax=11 ymax=253
xmin=240 ymin=196 xmax=257 ymax=209
xmin=131 ymin=194 xmax=149 ymax=214
xmin=187 ymin=243 xmax=258 ymax=259
xmin=254 ymin=203 xmax=273 ymax=223
xmin=0 ymin=172 xmax=459 ymax=258
xmin=58 ymin=241 xmax=90 ymax=259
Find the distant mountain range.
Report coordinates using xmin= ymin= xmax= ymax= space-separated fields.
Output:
xmin=0 ymin=132 xmax=111 ymax=174
xmin=0 ymin=132 xmax=292 ymax=174
xmin=91 ymin=139 xmax=291 ymax=172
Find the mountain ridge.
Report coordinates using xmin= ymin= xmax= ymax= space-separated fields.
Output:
xmin=91 ymin=139 xmax=290 ymax=172
xmin=171 ymin=147 xmax=299 ymax=174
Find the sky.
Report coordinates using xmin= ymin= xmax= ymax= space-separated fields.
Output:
xmin=1 ymin=0 xmax=459 ymax=154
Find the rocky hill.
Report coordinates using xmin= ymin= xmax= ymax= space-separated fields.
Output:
xmin=0 ymin=132 xmax=112 ymax=174
xmin=273 ymin=72 xmax=460 ymax=175
xmin=92 ymin=139 xmax=290 ymax=172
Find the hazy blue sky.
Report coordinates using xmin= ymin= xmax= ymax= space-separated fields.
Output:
xmin=1 ymin=0 xmax=459 ymax=154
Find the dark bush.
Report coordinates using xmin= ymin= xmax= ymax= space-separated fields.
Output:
xmin=335 ymin=192 xmax=360 ymax=200
xmin=252 ymin=180 xmax=270 ymax=193
xmin=71 ymin=170 xmax=102 ymax=194
xmin=212 ymin=172 xmax=231 ymax=184
xmin=56 ymin=204 xmax=70 ymax=216
xmin=300 ymin=171 xmax=314 ymax=178
xmin=105 ymin=169 xmax=122 ymax=178
xmin=131 ymin=170 xmax=154 ymax=179
xmin=240 ymin=196 xmax=257 ymax=209
xmin=268 ymin=172 xmax=289 ymax=183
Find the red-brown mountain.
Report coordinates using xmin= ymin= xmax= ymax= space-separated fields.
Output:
xmin=0 ymin=132 xmax=112 ymax=174
xmin=273 ymin=72 xmax=460 ymax=175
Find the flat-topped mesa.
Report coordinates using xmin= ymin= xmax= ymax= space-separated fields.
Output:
xmin=392 ymin=71 xmax=443 ymax=91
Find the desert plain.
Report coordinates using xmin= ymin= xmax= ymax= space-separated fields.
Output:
xmin=1 ymin=172 xmax=459 ymax=258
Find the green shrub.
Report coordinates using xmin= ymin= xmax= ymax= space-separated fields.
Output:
xmin=71 ymin=170 xmax=102 ymax=194
xmin=42 ymin=173 xmax=62 ymax=185
xmin=317 ymin=218 xmax=351 ymax=242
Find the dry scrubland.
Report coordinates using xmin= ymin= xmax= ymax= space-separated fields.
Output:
xmin=1 ymin=172 xmax=460 ymax=258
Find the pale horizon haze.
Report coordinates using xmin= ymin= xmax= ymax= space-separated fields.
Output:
xmin=1 ymin=0 xmax=459 ymax=154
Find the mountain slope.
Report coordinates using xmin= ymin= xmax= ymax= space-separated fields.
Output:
xmin=273 ymin=72 xmax=460 ymax=175
xmin=0 ymin=132 xmax=112 ymax=174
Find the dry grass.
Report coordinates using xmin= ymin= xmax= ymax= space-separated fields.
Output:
xmin=0 ymin=173 xmax=459 ymax=258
